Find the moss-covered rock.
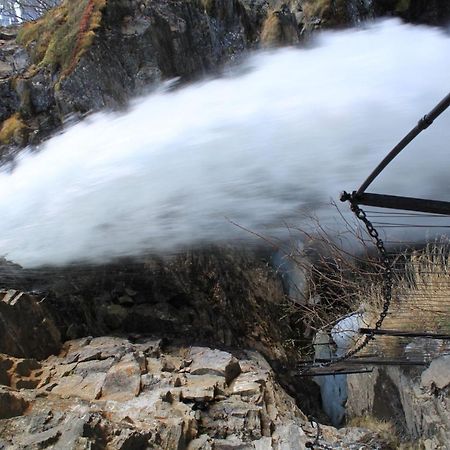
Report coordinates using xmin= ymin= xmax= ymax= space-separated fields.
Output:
xmin=261 ymin=6 xmax=300 ymax=47
xmin=17 ymin=0 xmax=106 ymax=80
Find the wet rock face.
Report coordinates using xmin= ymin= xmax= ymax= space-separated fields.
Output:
xmin=0 ymin=0 xmax=303 ymax=156
xmin=0 ymin=290 xmax=61 ymax=360
xmin=55 ymin=0 xmax=256 ymax=115
xmin=373 ymin=0 xmax=450 ymax=25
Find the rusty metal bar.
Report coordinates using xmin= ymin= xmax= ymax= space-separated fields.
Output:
xmin=359 ymin=327 xmax=450 ymax=340
xmin=356 ymin=91 xmax=450 ymax=195
xmin=353 ymin=192 xmax=450 ymax=215
xmin=334 ymin=358 xmax=427 ymax=366
xmin=298 ymin=368 xmax=374 ymax=377
xmin=300 ymin=357 xmax=428 ymax=367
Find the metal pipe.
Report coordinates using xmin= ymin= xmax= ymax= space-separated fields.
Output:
xmin=353 ymin=192 xmax=450 ymax=215
xmin=356 ymin=91 xmax=450 ymax=195
xmin=360 ymin=327 xmax=450 ymax=339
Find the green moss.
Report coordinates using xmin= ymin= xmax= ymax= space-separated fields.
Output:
xmin=16 ymin=0 xmax=106 ymax=79
xmin=0 ymin=114 xmax=29 ymax=145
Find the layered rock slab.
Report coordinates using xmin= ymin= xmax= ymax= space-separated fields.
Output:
xmin=0 ymin=336 xmax=394 ymax=449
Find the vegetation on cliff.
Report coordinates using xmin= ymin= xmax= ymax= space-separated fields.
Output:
xmin=16 ymin=0 xmax=105 ymax=78
xmin=0 ymin=113 xmax=28 ymax=145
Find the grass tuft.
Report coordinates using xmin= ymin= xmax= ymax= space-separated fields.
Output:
xmin=347 ymin=414 xmax=399 ymax=448
xmin=0 ymin=114 xmax=28 ymax=145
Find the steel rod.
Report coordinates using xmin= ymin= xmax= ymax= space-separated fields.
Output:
xmin=301 ymin=358 xmax=428 ymax=366
xmin=356 ymin=91 xmax=450 ymax=195
xmin=360 ymin=327 xmax=450 ymax=339
xmin=353 ymin=192 xmax=450 ymax=215
xmin=298 ymin=368 xmax=374 ymax=377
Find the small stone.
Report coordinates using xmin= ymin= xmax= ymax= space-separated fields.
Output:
xmin=74 ymin=373 xmax=106 ymax=400
xmin=421 ymin=355 xmax=450 ymax=390
xmin=189 ymin=348 xmax=241 ymax=384
xmin=52 ymin=373 xmax=105 ymax=401
xmin=0 ymin=61 xmax=13 ymax=78
xmin=212 ymin=436 xmax=253 ymax=449
xmin=162 ymin=356 xmax=180 ymax=372
xmin=253 ymin=437 xmax=273 ymax=450
xmin=118 ymin=295 xmax=134 ymax=306
xmin=51 ymin=374 xmax=84 ymax=398
xmin=187 ymin=434 xmax=212 ymax=449
xmin=101 ymin=354 xmax=141 ymax=402
xmin=230 ymin=371 xmax=266 ymax=396
xmin=181 ymin=374 xmax=225 ymax=403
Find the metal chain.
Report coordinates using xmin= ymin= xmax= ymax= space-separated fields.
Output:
xmin=301 ymin=192 xmax=393 ymax=370
xmin=305 ymin=417 xmax=335 ymax=450
xmin=304 ymin=195 xmax=394 ymax=449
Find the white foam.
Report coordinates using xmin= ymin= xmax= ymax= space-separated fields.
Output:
xmin=0 ymin=20 xmax=449 ymax=266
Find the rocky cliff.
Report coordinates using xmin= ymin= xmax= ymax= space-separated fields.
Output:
xmin=0 ymin=0 xmax=305 ymax=156
xmin=347 ymin=357 xmax=450 ymax=449
xmin=2 ymin=0 xmax=449 ymax=158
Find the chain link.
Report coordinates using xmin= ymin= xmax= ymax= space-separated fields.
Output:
xmin=304 ymin=198 xmax=393 ymax=449
xmin=305 ymin=417 xmax=335 ymax=450
xmin=301 ymin=193 xmax=393 ymax=370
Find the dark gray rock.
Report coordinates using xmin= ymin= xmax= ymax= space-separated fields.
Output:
xmin=0 ymin=290 xmax=61 ymax=359
xmin=0 ymin=79 xmax=19 ymax=123
xmin=0 ymin=387 xmax=29 ymax=419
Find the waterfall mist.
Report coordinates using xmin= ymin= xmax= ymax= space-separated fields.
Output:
xmin=1 ymin=20 xmax=449 ymax=267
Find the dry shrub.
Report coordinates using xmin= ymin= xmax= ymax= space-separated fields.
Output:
xmin=347 ymin=414 xmax=399 ymax=448
xmin=0 ymin=113 xmax=29 ymax=145
xmin=279 ymin=205 xmax=449 ymax=358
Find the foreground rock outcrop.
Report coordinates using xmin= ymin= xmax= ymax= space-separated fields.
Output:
xmin=0 ymin=247 xmax=324 ymax=418
xmin=0 ymin=336 xmax=398 ymax=449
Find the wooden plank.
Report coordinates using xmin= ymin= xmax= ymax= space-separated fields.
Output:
xmin=299 ymin=359 xmax=428 ymax=369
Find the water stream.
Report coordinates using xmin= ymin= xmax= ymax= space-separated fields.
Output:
xmin=0 ymin=20 xmax=449 ymax=267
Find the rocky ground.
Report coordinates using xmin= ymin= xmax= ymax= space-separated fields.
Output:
xmin=0 ymin=335 xmax=399 ymax=449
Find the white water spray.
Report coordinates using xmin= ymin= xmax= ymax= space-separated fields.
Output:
xmin=1 ymin=20 xmax=449 ymax=267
